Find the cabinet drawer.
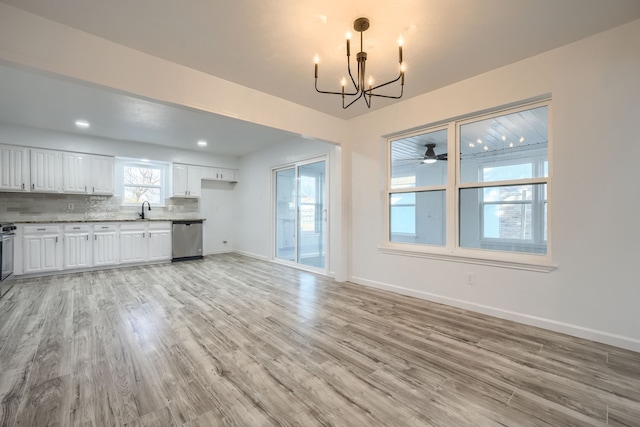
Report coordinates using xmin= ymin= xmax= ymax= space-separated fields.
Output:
xmin=93 ymin=224 xmax=118 ymax=232
xmin=23 ymin=225 xmax=61 ymax=234
xmin=64 ymin=224 xmax=92 ymax=232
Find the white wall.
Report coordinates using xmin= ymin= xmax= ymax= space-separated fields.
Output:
xmin=199 ymin=180 xmax=236 ymax=255
xmin=234 ymin=137 xmax=342 ymax=276
xmin=346 ymin=19 xmax=640 ymax=351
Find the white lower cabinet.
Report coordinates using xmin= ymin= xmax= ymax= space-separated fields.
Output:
xmin=120 ymin=224 xmax=148 ymax=264
xmin=93 ymin=224 xmax=119 ymax=267
xmin=18 ymin=221 xmax=173 ymax=276
xmin=148 ymin=222 xmax=172 ymax=261
xmin=121 ymin=222 xmax=172 ymax=263
xmin=22 ymin=225 xmax=63 ymax=274
xmin=63 ymin=224 xmax=92 ymax=269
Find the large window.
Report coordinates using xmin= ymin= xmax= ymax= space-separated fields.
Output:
xmin=115 ymin=158 xmax=170 ymax=206
xmin=387 ymin=101 xmax=550 ymax=265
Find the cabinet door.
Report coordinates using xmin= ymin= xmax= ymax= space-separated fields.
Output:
xmin=94 ymin=231 xmax=119 ymax=266
xmin=148 ymin=230 xmax=172 ymax=261
xmin=187 ymin=165 xmax=201 ymax=197
xmin=120 ymin=230 xmax=148 ymax=264
xmin=218 ymin=168 xmax=236 ymax=182
xmin=200 ymin=166 xmax=216 ymax=180
xmin=31 ymin=149 xmax=62 ymax=193
xmin=0 ymin=145 xmax=30 ymax=191
xmin=173 ymin=164 xmax=189 ymax=196
xmin=91 ymin=156 xmax=114 ymax=195
xmin=23 ymin=234 xmax=62 ymax=274
xmin=64 ymin=232 xmax=93 ymax=269
xmin=63 ymin=152 xmax=89 ymax=193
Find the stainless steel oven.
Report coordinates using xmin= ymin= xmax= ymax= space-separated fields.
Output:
xmin=0 ymin=223 xmax=17 ymax=297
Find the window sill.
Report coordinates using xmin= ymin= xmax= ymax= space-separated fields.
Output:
xmin=378 ymin=245 xmax=557 ymax=273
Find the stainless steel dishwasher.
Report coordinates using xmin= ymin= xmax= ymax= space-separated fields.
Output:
xmin=172 ymin=220 xmax=203 ymax=261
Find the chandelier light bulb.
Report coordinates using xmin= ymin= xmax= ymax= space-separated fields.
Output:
xmin=314 ymin=54 xmax=319 ymax=64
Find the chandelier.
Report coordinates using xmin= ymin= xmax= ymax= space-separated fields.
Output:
xmin=314 ymin=17 xmax=405 ymax=109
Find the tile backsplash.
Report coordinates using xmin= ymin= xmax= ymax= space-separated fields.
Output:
xmin=0 ymin=192 xmax=199 ymax=222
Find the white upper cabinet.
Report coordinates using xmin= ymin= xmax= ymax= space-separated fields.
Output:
xmin=200 ymin=166 xmax=238 ymax=182
xmin=30 ymin=148 xmax=63 ymax=193
xmin=172 ymin=163 xmax=201 ymax=197
xmin=63 ymin=153 xmax=114 ymax=195
xmin=0 ymin=144 xmax=30 ymax=191
xmin=63 ymin=152 xmax=89 ymax=193
xmin=90 ymin=155 xmax=114 ymax=195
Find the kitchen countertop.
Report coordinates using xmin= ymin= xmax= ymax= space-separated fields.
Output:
xmin=11 ymin=218 xmax=206 ymax=224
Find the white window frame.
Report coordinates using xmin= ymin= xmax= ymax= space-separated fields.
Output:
xmin=381 ymin=99 xmax=555 ymax=272
xmin=115 ymin=158 xmax=170 ymax=207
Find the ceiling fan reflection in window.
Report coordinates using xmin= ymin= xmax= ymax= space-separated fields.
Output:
xmin=395 ymin=143 xmax=448 ymax=165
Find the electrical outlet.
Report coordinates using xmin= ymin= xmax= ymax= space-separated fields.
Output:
xmin=466 ymin=272 xmax=476 ymax=285
xmin=68 ymin=203 xmax=74 ymax=211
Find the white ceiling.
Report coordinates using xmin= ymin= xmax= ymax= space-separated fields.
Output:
xmin=1 ymin=0 xmax=640 ymax=155
xmin=0 ymin=65 xmax=298 ymax=156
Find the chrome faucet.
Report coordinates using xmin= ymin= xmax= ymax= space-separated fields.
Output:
xmin=139 ymin=201 xmax=151 ymax=220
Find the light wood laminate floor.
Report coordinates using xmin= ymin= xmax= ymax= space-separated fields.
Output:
xmin=1 ymin=254 xmax=639 ymax=426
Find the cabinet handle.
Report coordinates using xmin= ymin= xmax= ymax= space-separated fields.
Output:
xmin=94 ymin=235 xmax=97 ymax=241
xmin=73 ymin=227 xmax=81 ymax=230
xmin=93 ymin=186 xmax=95 ymax=193
xmin=55 ymin=236 xmax=58 ymax=243
xmin=32 ymin=184 xmax=35 ymax=190
xmin=37 ymin=228 xmax=46 ymax=231
xmin=22 ymin=183 xmax=24 ymax=190
xmin=102 ymin=226 xmax=108 ymax=229
xmin=86 ymin=235 xmax=89 ymax=241
xmin=85 ymin=186 xmax=87 ymax=192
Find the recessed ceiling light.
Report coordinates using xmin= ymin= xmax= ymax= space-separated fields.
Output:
xmin=197 ymin=140 xmax=207 ymax=147
xmin=75 ymin=120 xmax=90 ymax=129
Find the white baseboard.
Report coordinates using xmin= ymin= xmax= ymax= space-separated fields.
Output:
xmin=232 ymin=249 xmax=270 ymax=261
xmin=204 ymin=250 xmax=234 ymax=256
xmin=349 ymin=276 xmax=640 ymax=353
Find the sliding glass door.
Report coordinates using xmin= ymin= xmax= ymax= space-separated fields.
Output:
xmin=274 ymin=158 xmax=327 ymax=271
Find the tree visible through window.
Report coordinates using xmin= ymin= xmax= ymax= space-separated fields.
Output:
xmin=123 ymin=163 xmax=163 ymax=205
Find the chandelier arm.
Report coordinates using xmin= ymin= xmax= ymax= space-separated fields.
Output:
xmin=315 ymin=79 xmax=358 ymax=96
xmin=368 ymin=82 xmax=404 ymax=99
xmin=367 ymin=73 xmax=403 ymax=92
xmin=343 ymin=91 xmax=365 ymax=109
